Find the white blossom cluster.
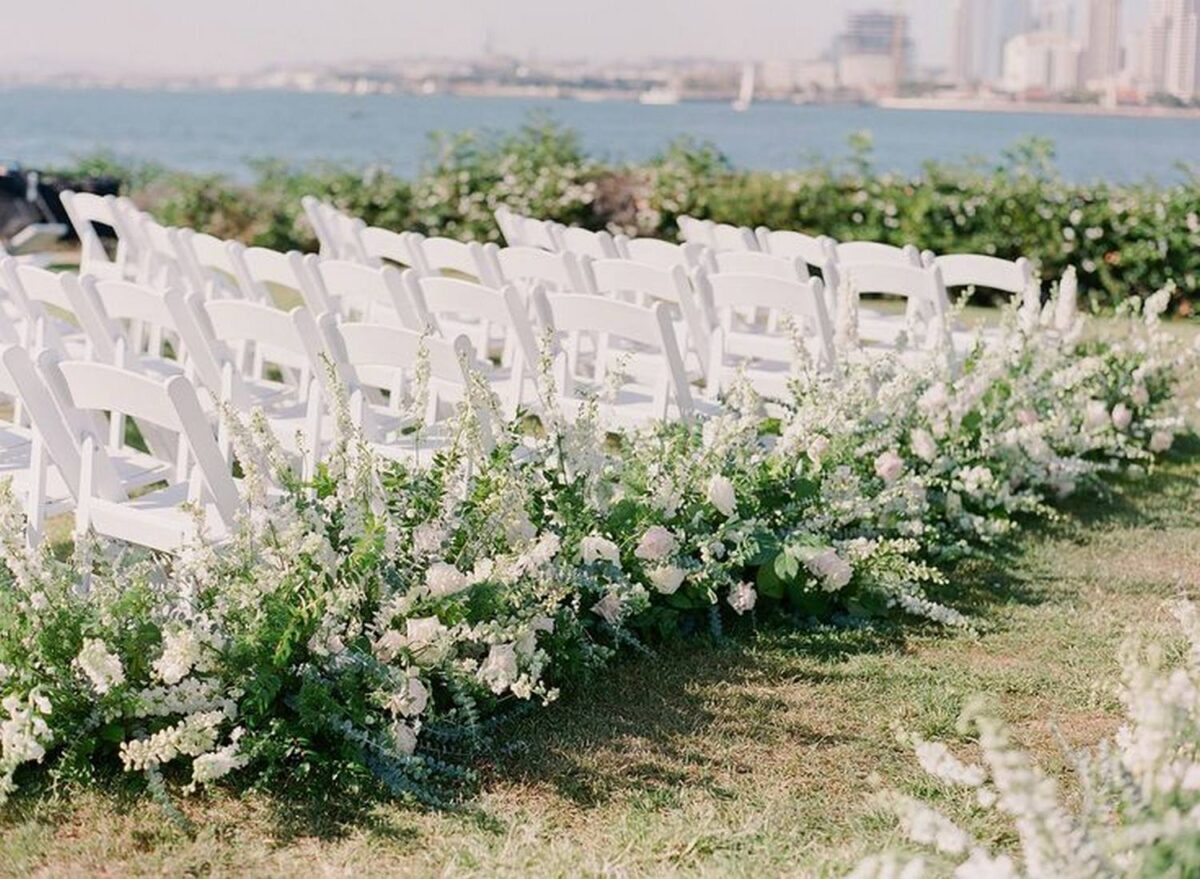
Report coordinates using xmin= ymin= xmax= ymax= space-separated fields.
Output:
xmin=851 ymin=601 xmax=1200 ymax=878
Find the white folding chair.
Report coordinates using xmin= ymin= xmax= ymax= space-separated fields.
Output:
xmin=59 ymin=191 xmax=128 ymax=280
xmin=692 ymin=270 xmax=834 ymax=400
xmin=612 ymin=235 xmax=708 ymax=272
xmin=678 ymin=216 xmax=758 ymax=252
xmin=580 ymin=256 xmax=711 ymax=377
xmin=301 ymin=257 xmax=419 ymax=327
xmin=831 ymin=240 xmax=922 ymax=267
xmin=550 ymin=225 xmax=618 ymax=259
xmin=317 ymin=316 xmax=491 ymax=466
xmin=302 ymin=197 xmax=368 ymax=261
xmin=406 ymin=233 xmax=497 ymax=286
xmin=704 ymin=250 xmax=809 ymax=281
xmin=173 ymin=296 xmax=329 ymax=477
xmin=493 ymin=208 xmax=560 ymax=251
xmin=922 ymin=252 xmax=1036 ymax=302
xmin=230 ymin=246 xmax=311 ymax=308
xmin=486 ymin=245 xmax=583 ymax=293
xmin=755 ymin=228 xmax=838 ymax=277
xmin=530 ymin=290 xmax=698 ymax=429
xmin=0 ymin=260 xmax=91 ymax=360
xmin=838 ymin=263 xmax=951 ymax=353
xmin=403 ymin=274 xmax=541 ymax=416
xmin=357 ymin=225 xmax=423 ymax=270
xmin=0 ymin=346 xmax=78 ymax=544
xmin=174 ymin=229 xmax=246 ymax=299
xmin=35 ymin=354 xmax=239 ymax=551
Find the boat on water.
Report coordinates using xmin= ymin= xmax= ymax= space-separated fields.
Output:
xmin=732 ymin=62 xmax=755 ymax=112
xmin=639 ymin=86 xmax=681 ymax=106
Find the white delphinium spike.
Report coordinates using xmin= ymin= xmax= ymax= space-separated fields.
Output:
xmin=835 ymin=275 xmax=861 ymax=352
xmin=1054 ymin=267 xmax=1078 ymax=334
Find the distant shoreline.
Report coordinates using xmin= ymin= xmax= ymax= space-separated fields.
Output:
xmin=3 ymin=83 xmax=1200 ymax=122
xmin=876 ymin=96 xmax=1200 ymax=121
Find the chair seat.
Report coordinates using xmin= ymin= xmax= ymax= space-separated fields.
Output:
xmin=86 ymin=481 xmax=232 ymax=552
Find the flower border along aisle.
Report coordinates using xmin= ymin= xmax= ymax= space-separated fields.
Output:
xmin=0 ymin=284 xmax=1192 ymax=807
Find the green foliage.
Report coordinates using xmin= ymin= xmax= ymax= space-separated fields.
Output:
xmin=50 ymin=121 xmax=1199 ymax=310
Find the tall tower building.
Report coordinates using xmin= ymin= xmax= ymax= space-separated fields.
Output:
xmin=952 ymin=0 xmax=1032 ymax=85
xmin=1139 ymin=0 xmax=1200 ymax=98
xmin=1084 ymin=0 xmax=1122 ymax=82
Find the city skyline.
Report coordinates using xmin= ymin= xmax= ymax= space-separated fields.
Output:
xmin=3 ymin=0 xmax=1152 ymax=77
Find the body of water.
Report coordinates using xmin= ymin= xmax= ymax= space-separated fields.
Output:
xmin=3 ymin=87 xmax=1198 ymax=183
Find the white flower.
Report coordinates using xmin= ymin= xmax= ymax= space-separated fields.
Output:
xmin=805 ymin=549 xmax=853 ymax=591
xmin=706 ymin=475 xmax=737 ymax=517
xmin=75 ymin=639 xmax=125 ymax=696
xmin=874 ymin=450 xmax=905 ymax=484
xmin=405 ymin=616 xmax=448 ymax=651
xmin=1150 ymin=430 xmax=1174 ymax=453
xmin=635 ymin=525 xmax=677 ymax=561
xmin=727 ymin=581 xmax=757 ymax=615
xmin=918 ymin=382 xmax=948 ymax=415
xmin=153 ymin=629 xmax=204 ymax=686
xmin=515 ymin=616 xmax=554 ymax=658
xmin=1084 ymin=399 xmax=1110 ymax=430
xmin=477 ymin=643 xmax=519 ymax=694
xmin=910 ymin=429 xmax=937 ymax=463
xmin=648 ymin=565 xmax=687 ymax=595
xmin=591 ymin=592 xmax=624 ymax=624
xmin=389 ymin=675 xmax=429 ymax=717
xmin=807 ymin=435 xmax=830 ymax=467
xmin=1111 ymin=403 xmax=1132 ymax=432
xmin=581 ymin=534 xmax=621 ymax=565
xmin=425 ymin=562 xmax=468 ymax=598
xmin=1016 ymin=408 xmax=1039 ymax=426
xmin=1131 ymin=385 xmax=1150 ymax=407
xmin=391 ymin=720 xmax=418 ymax=756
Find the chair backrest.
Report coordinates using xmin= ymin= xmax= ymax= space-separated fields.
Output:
xmin=408 ymin=233 xmax=495 ymax=285
xmin=833 ymin=240 xmax=921 ymax=267
xmin=358 ymin=226 xmax=422 ymax=269
xmin=581 ymin=256 xmax=710 ymax=372
xmin=318 ymin=316 xmax=490 ymax=447
xmin=70 ymin=276 xmax=182 ymax=367
xmin=303 ymin=256 xmax=419 ymax=327
xmin=706 ymin=250 xmax=809 ymax=281
xmin=551 ymin=225 xmax=618 ymax=259
xmin=0 ymin=345 xmax=86 ymax=497
xmin=187 ymin=296 xmax=325 ymax=405
xmin=59 ymin=190 xmax=123 ymax=277
xmin=174 ymin=229 xmax=244 ymax=298
xmin=612 ymin=235 xmax=707 ymax=272
xmin=231 ymin=246 xmax=311 ymax=307
xmin=302 ymin=197 xmax=367 ymax=261
xmin=487 ymin=245 xmax=581 ymax=292
xmin=677 ymin=216 xmax=758 ymax=252
xmin=695 ymin=270 xmax=834 ymax=369
xmin=494 ymin=208 xmax=560 ymax=251
xmin=404 ymin=274 xmax=541 ymax=407
xmin=530 ymin=290 xmax=694 ymax=420
xmin=756 ymin=228 xmax=835 ymax=269
xmin=923 ymin=252 xmax=1035 ymax=296
xmin=839 ymin=263 xmax=949 ymax=344
xmin=1 ymin=260 xmax=81 ymax=354
xmin=301 ymin=196 xmax=336 ymax=257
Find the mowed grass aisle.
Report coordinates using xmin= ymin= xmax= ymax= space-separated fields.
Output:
xmin=0 ymin=441 xmax=1193 ymax=878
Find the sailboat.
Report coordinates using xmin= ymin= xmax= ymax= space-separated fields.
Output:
xmin=732 ymin=63 xmax=755 ymax=112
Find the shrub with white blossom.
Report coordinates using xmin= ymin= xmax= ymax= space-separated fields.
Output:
xmin=0 ymin=283 xmax=1192 ymax=811
xmin=849 ymin=600 xmax=1200 ymax=879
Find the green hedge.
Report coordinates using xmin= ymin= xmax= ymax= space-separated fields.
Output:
xmin=57 ymin=119 xmax=1200 ymax=311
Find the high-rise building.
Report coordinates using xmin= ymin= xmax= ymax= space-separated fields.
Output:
xmin=833 ymin=10 xmax=913 ymax=95
xmin=1138 ymin=0 xmax=1200 ymax=98
xmin=1084 ymin=0 xmax=1122 ymax=82
xmin=951 ymin=0 xmax=1031 ymax=86
xmin=1034 ymin=0 xmax=1078 ymax=35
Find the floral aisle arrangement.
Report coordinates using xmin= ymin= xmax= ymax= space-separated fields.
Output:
xmin=848 ymin=599 xmax=1200 ymax=879
xmin=0 ymin=286 xmax=1193 ymax=809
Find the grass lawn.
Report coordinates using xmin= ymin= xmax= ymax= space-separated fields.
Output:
xmin=1 ymin=318 xmax=1197 ymax=878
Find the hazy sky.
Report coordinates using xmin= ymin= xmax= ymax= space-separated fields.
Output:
xmin=6 ymin=0 xmax=1150 ymax=77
